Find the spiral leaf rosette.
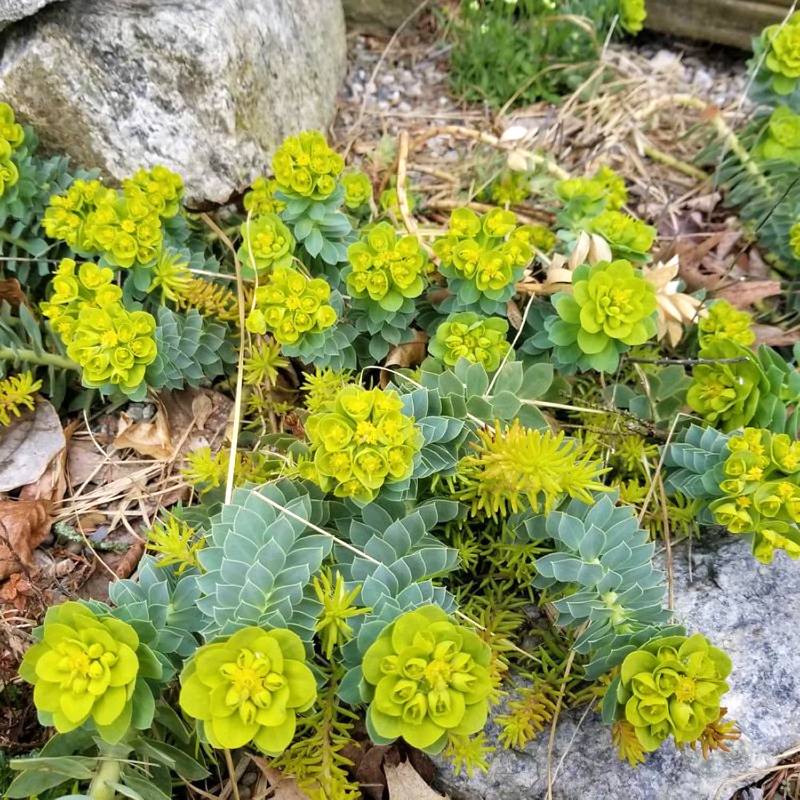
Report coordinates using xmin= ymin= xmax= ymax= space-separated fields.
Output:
xmin=361 ymin=606 xmax=492 ymax=754
xmin=179 ymin=626 xmax=317 ymax=755
xmin=19 ymin=601 xmax=159 ymax=742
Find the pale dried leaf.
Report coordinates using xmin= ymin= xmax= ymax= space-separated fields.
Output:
xmin=385 ymin=760 xmax=448 ymax=800
xmin=114 ymin=409 xmax=172 ymax=461
xmin=0 ymin=499 xmax=52 ymax=580
xmin=67 ymin=438 xmax=109 ymax=489
xmin=19 ymin=419 xmax=77 ymax=503
xmin=0 ymin=400 xmax=66 ymax=493
xmin=500 ymin=125 xmax=528 ymax=143
xmin=752 ymin=324 xmax=800 ymax=347
xmin=713 ymin=279 xmax=782 ymax=308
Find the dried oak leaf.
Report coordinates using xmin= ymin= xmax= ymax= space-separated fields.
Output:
xmin=385 ymin=760 xmax=447 ymax=800
xmin=383 ymin=331 xmax=428 ymax=386
xmin=0 ymin=400 xmax=66 ymax=493
xmin=712 ymin=279 xmax=782 ymax=309
xmin=0 ymin=277 xmax=26 ymax=309
xmin=114 ymin=408 xmax=172 ymax=460
xmin=752 ymin=324 xmax=800 ymax=347
xmin=0 ymin=499 xmax=52 ymax=580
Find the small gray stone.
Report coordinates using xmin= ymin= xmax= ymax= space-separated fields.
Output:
xmin=435 ymin=533 xmax=800 ymax=800
xmin=0 ymin=0 xmax=346 ymax=205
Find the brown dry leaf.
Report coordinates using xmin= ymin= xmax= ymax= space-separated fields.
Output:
xmin=160 ymin=388 xmax=232 ymax=458
xmin=114 ymin=408 xmax=172 ymax=461
xmin=251 ymin=762 xmax=312 ymax=799
xmin=0 ymin=499 xmax=52 ymax=580
xmin=0 ymin=277 xmax=26 ymax=309
xmin=0 ymin=572 xmax=34 ymax=610
xmin=382 ymin=331 xmax=428 ymax=387
xmin=67 ymin=438 xmax=109 ymax=489
xmin=0 ymin=400 xmax=66 ymax=493
xmin=752 ymin=324 xmax=800 ymax=347
xmin=385 ymin=760 xmax=448 ymax=800
xmin=712 ymin=279 xmax=782 ymax=309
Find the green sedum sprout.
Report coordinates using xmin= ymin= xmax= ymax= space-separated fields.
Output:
xmin=456 ymin=419 xmax=607 ymax=518
xmin=345 ymin=222 xmax=428 ymax=309
xmin=546 ymin=259 xmax=658 ymax=372
xmin=245 ymin=265 xmax=337 ymax=345
xmin=710 ymin=427 xmax=800 ymax=563
xmin=19 ymin=602 xmax=153 ymax=741
xmin=611 ymin=634 xmax=731 ymax=751
xmin=238 ymin=212 xmax=295 ymax=278
xmin=761 ymin=11 xmax=800 ymax=95
xmin=179 ymin=626 xmax=317 ymax=755
xmin=341 ymin=169 xmax=373 ymax=210
xmin=362 ymin=605 xmax=493 ymax=754
xmin=272 ymin=129 xmax=344 ymax=200
xmin=429 ymin=312 xmax=511 ymax=371
xmin=790 ymin=220 xmax=800 ymax=258
xmin=698 ymin=300 xmax=755 ymax=347
xmin=305 ymin=384 xmax=423 ymax=503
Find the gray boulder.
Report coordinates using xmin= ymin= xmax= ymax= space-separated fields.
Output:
xmin=343 ymin=0 xmax=423 ymax=33
xmin=0 ymin=0 xmax=347 ymax=205
xmin=436 ymin=533 xmax=800 ymax=800
xmin=0 ymin=0 xmax=61 ymax=29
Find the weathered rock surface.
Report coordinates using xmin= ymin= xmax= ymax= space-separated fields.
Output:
xmin=435 ymin=533 xmax=800 ymax=800
xmin=0 ymin=0 xmax=60 ymax=28
xmin=343 ymin=0 xmax=423 ymax=33
xmin=0 ymin=0 xmax=347 ymax=205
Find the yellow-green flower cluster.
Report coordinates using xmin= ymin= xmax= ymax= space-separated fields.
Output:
xmin=122 ymin=165 xmax=183 ymax=219
xmin=67 ymin=304 xmax=157 ymax=395
xmin=433 ymin=207 xmax=533 ymax=294
xmin=40 ymin=257 xmax=124 ymax=342
xmin=754 ymin=106 xmax=800 ymax=163
xmin=489 ymin=170 xmax=530 ymax=206
xmin=429 ymin=312 xmax=510 ymax=371
xmin=620 ymin=0 xmax=647 ymax=35
xmin=245 ymin=265 xmax=336 ymax=345
xmin=19 ymin=602 xmax=147 ymax=740
xmin=555 ymin=165 xmax=628 ymax=212
xmin=614 ymin=634 xmax=731 ymax=751
xmin=244 ymin=176 xmax=286 ymax=216
xmin=0 ymin=103 xmax=24 ymax=196
xmin=589 ymin=210 xmax=656 ymax=260
xmin=762 ymin=11 xmax=800 ymax=95
xmin=346 ymin=222 xmax=427 ymax=310
xmin=305 ymin=384 xmax=423 ymax=502
xmin=44 ymin=175 xmax=166 ymax=268
xmin=83 ymin=189 xmax=162 ymax=268
xmin=342 ymin=169 xmax=373 ymax=210
xmin=239 ymin=213 xmax=295 ymax=277
xmin=272 ymin=130 xmax=344 ymax=199
xmin=514 ymin=223 xmax=557 ymax=253
xmin=42 ymin=179 xmax=110 ymax=251
xmin=362 ymin=606 xmax=493 ymax=753
xmin=179 ymin=626 xmax=316 ymax=755
xmin=698 ymin=300 xmax=755 ymax=347
xmin=710 ymin=427 xmax=800 ymax=563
